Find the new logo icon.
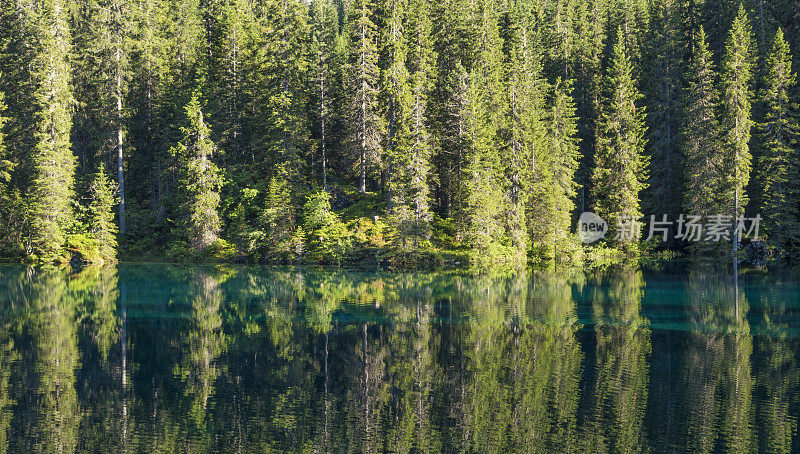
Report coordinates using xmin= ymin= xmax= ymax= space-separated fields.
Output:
xmin=577 ymin=212 xmax=607 ymax=244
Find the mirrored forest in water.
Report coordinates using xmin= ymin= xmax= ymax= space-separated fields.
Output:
xmin=0 ymin=264 xmax=798 ymax=452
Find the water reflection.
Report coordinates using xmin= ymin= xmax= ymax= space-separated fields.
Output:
xmin=0 ymin=264 xmax=797 ymax=452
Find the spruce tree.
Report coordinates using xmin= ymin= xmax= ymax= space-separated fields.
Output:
xmin=205 ymin=0 xmax=255 ymax=163
xmin=87 ymin=163 xmax=119 ymax=263
xmin=381 ymin=0 xmax=409 ymax=212
xmin=28 ymin=0 xmax=79 ymax=262
xmin=387 ymin=0 xmax=435 ymax=249
xmin=682 ymin=28 xmax=724 ymax=220
xmin=458 ymin=0 xmax=514 ymax=266
xmin=643 ymin=0 xmax=683 ymax=220
xmin=309 ymin=0 xmax=338 ymax=189
xmin=498 ymin=7 xmax=545 ymax=258
xmin=428 ymin=0 xmax=472 ymax=217
xmin=0 ymin=83 xmax=11 ymax=197
xmin=756 ymin=29 xmax=800 ymax=253
xmin=720 ymin=4 xmax=754 ymax=244
xmin=255 ymin=0 xmax=310 ymax=189
xmin=171 ymin=93 xmax=223 ymax=251
xmin=345 ymin=0 xmax=382 ymax=193
xmin=71 ymin=0 xmax=133 ymax=234
xmin=0 ymin=82 xmax=15 ymax=255
xmin=529 ymin=78 xmax=580 ymax=262
xmin=592 ymin=27 xmax=649 ymax=248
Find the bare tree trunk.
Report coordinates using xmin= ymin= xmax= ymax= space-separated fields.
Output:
xmin=115 ymin=2 xmax=126 ymax=234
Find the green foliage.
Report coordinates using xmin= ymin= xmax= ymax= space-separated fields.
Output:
xmin=592 ymin=28 xmax=649 ymax=250
xmin=171 ymin=93 xmax=223 ymax=253
xmin=27 ymin=0 xmax=78 ymax=263
xmin=259 ymin=176 xmax=296 ymax=256
xmin=682 ymin=28 xmax=724 ymax=220
xmin=302 ymin=191 xmax=353 ymax=264
xmin=719 ymin=4 xmax=754 ymax=217
xmin=87 ymin=164 xmax=119 ymax=263
xmin=529 ymin=78 xmax=580 ymax=264
xmin=755 ymin=29 xmax=800 ymax=255
xmin=2 ymin=0 xmax=800 ymax=267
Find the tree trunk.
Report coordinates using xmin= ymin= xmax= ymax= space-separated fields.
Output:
xmin=115 ymin=2 xmax=126 ymax=234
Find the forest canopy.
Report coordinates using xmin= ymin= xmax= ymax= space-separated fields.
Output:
xmin=0 ymin=0 xmax=798 ymax=268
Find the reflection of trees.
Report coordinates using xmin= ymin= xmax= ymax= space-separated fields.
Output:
xmin=646 ymin=262 xmax=754 ymax=452
xmin=3 ymin=264 xmax=800 ymax=451
xmin=579 ymin=268 xmax=650 ymax=453
xmin=0 ymin=282 xmax=17 ymax=454
xmin=750 ymin=271 xmax=798 ymax=453
xmin=174 ymin=272 xmax=228 ymax=432
xmin=448 ymin=272 xmax=584 ymax=452
xmin=384 ymin=279 xmax=441 ymax=452
xmin=28 ymin=270 xmax=80 ymax=454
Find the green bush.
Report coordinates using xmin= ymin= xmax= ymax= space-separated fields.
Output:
xmin=303 ymin=191 xmax=353 ymax=264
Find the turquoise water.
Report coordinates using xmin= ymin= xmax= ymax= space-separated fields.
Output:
xmin=0 ymin=263 xmax=798 ymax=452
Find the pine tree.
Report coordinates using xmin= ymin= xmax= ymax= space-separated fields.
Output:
xmin=529 ymin=78 xmax=580 ymax=262
xmin=428 ymin=0 xmax=472 ymax=217
xmin=381 ymin=0 xmax=409 ymax=212
xmin=458 ymin=0 xmax=516 ymax=266
xmin=87 ymin=163 xmax=119 ymax=263
xmin=28 ymin=0 xmax=79 ymax=262
xmin=71 ymin=0 xmax=133 ymax=234
xmin=498 ymin=8 xmax=538 ymax=258
xmin=309 ymin=0 xmax=338 ymax=189
xmin=260 ymin=175 xmax=295 ymax=254
xmin=171 ymin=93 xmax=223 ymax=251
xmin=643 ymin=0 xmax=683 ymax=220
xmin=755 ymin=29 xmax=800 ymax=253
xmin=205 ymin=0 xmax=255 ymax=163
xmin=719 ymin=4 xmax=754 ymax=242
xmin=0 ymin=82 xmax=16 ymax=255
xmin=0 ymin=83 xmax=11 ymax=197
xmin=345 ymin=0 xmax=382 ymax=193
xmin=254 ymin=0 xmax=310 ymax=189
xmin=592 ymin=27 xmax=649 ymax=248
xmin=682 ymin=28 xmax=724 ymax=220
xmin=126 ymin=0 xmax=171 ymax=225
xmin=386 ymin=0 xmax=435 ymax=249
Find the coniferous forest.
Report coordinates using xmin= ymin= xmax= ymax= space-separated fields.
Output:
xmin=0 ymin=0 xmax=799 ymax=268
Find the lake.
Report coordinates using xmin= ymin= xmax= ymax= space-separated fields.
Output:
xmin=0 ymin=263 xmax=798 ymax=452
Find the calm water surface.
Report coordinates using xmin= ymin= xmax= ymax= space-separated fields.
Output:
xmin=0 ymin=263 xmax=798 ymax=453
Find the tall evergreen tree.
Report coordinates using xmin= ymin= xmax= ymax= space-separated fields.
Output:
xmin=87 ymin=163 xmax=119 ymax=262
xmin=755 ymin=29 xmax=800 ymax=253
xmin=254 ymin=0 xmax=310 ymax=189
xmin=28 ymin=0 xmax=79 ymax=261
xmin=0 ymin=82 xmax=15 ymax=255
xmin=381 ymin=0 xmax=409 ymax=211
xmin=458 ymin=0 xmax=518 ymax=266
xmin=345 ymin=0 xmax=382 ymax=193
xmin=592 ymin=27 xmax=648 ymax=248
xmin=126 ymin=0 xmax=172 ymax=226
xmin=428 ymin=0 xmax=472 ymax=216
xmin=71 ymin=0 xmax=133 ymax=234
xmin=529 ymin=78 xmax=580 ymax=262
xmin=498 ymin=7 xmax=545 ymax=258
xmin=309 ymin=0 xmax=338 ymax=189
xmin=643 ymin=0 xmax=683 ymax=220
xmin=719 ymin=4 xmax=754 ymax=247
xmin=682 ymin=28 xmax=724 ymax=220
xmin=387 ymin=0 xmax=435 ymax=249
xmin=171 ymin=93 xmax=223 ymax=251
xmin=205 ymin=0 xmax=255 ymax=164
xmin=0 ymin=83 xmax=11 ymax=201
